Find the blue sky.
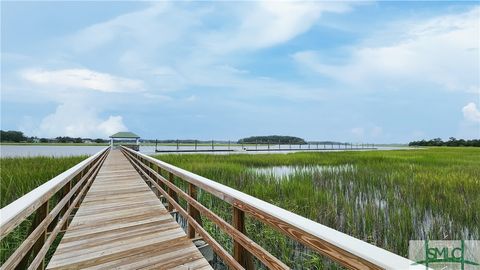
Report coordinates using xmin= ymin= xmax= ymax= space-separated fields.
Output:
xmin=1 ymin=1 xmax=479 ymax=143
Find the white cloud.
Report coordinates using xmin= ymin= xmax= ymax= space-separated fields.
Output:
xmin=60 ymin=2 xmax=352 ymax=101
xmin=67 ymin=2 xmax=209 ymax=59
xmin=97 ymin=116 xmax=127 ymax=136
xmin=293 ymin=7 xmax=480 ymax=93
xmin=70 ymin=2 xmax=352 ymax=54
xmin=38 ymin=103 xmax=127 ymax=138
xmin=22 ymin=68 xmax=144 ymax=93
xmin=207 ymin=2 xmax=352 ymax=53
xmin=68 ymin=3 xmax=172 ymax=52
xmin=462 ymin=102 xmax=480 ymax=123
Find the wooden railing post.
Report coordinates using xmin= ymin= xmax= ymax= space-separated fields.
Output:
xmin=37 ymin=200 xmax=49 ymax=270
xmin=168 ymin=172 xmax=178 ymax=211
xmin=61 ymin=179 xmax=73 ymax=230
xmin=18 ymin=201 xmax=49 ymax=270
xmin=187 ymin=183 xmax=202 ymax=238
xmin=233 ymin=207 xmax=253 ymax=269
xmin=72 ymin=169 xmax=85 ymax=207
xmin=156 ymin=165 xmax=167 ymax=192
xmin=146 ymin=161 xmax=153 ymax=188
xmin=151 ymin=164 xmax=159 ymax=197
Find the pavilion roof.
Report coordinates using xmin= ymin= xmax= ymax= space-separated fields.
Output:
xmin=109 ymin=132 xmax=140 ymax=139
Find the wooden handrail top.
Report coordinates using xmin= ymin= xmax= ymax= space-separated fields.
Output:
xmin=122 ymin=146 xmax=426 ymax=270
xmin=0 ymin=147 xmax=109 ymax=236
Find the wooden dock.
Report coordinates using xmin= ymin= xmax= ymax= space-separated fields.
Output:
xmin=47 ymin=150 xmax=211 ymax=269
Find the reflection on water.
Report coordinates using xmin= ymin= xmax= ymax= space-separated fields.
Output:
xmin=250 ymin=164 xmax=356 ymax=179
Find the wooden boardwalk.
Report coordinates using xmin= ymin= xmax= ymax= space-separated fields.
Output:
xmin=2 ymin=146 xmax=422 ymax=270
xmin=47 ymin=149 xmax=211 ymax=269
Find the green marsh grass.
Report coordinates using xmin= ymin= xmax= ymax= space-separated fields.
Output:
xmin=0 ymin=155 xmax=87 ymax=264
xmin=1 ymin=148 xmax=477 ymax=268
xmin=154 ymin=147 xmax=480 ymax=269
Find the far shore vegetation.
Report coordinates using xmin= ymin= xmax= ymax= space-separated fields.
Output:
xmin=2 ymin=130 xmax=478 ymax=148
xmin=0 ymin=130 xmax=108 ymax=144
xmin=409 ymin=137 xmax=480 ymax=147
xmin=238 ymin=135 xmax=306 ymax=144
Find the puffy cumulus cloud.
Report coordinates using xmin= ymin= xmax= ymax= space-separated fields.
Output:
xmin=462 ymin=102 xmax=480 ymax=123
xmin=22 ymin=68 xmax=144 ymax=93
xmin=97 ymin=116 xmax=127 ymax=136
xmin=38 ymin=103 xmax=127 ymax=138
xmin=293 ymin=7 xmax=480 ymax=93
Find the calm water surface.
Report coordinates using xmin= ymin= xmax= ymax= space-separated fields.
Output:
xmin=0 ymin=145 xmax=411 ymax=158
xmin=251 ymin=164 xmax=356 ymax=179
xmin=0 ymin=145 xmax=107 ymax=157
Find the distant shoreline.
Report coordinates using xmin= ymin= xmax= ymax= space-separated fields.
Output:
xmin=0 ymin=142 xmax=109 ymax=146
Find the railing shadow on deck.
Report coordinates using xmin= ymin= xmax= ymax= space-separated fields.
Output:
xmin=120 ymin=146 xmax=427 ymax=270
xmin=0 ymin=147 xmax=110 ymax=270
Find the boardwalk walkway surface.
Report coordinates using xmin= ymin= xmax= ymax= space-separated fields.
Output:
xmin=47 ymin=149 xmax=212 ymax=270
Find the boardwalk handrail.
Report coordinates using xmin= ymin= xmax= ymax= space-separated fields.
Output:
xmin=122 ymin=146 xmax=424 ymax=270
xmin=0 ymin=147 xmax=109 ymax=269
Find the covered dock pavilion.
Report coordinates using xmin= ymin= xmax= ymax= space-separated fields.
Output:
xmin=109 ymin=131 xmax=141 ymax=150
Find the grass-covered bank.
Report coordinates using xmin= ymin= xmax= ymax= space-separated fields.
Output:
xmin=154 ymin=148 xmax=480 ymax=268
xmin=0 ymin=155 xmax=87 ymax=264
xmin=1 ymin=156 xmax=88 ymax=208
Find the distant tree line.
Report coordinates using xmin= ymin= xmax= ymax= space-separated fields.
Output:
xmin=0 ymin=130 xmax=28 ymax=142
xmin=54 ymin=137 xmax=107 ymax=143
xmin=238 ymin=135 xmax=306 ymax=144
xmin=409 ymin=137 xmax=480 ymax=147
xmin=155 ymin=139 xmax=211 ymax=144
xmin=0 ymin=130 xmax=108 ymax=143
